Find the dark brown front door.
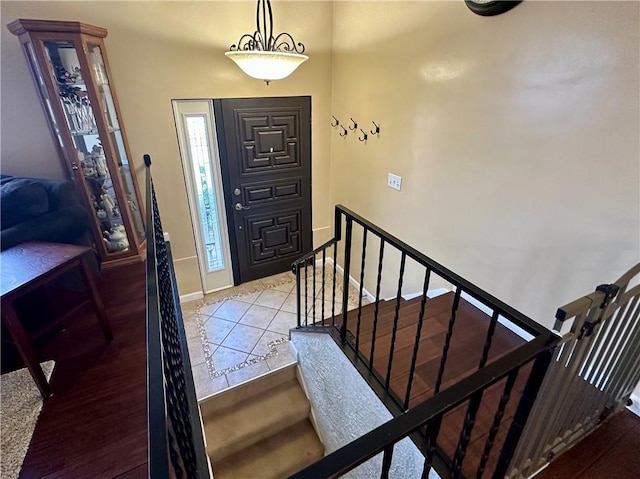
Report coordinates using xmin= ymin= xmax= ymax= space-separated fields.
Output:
xmin=214 ymin=96 xmax=312 ymax=284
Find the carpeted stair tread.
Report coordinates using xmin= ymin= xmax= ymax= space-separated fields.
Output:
xmin=212 ymin=419 xmax=324 ymax=479
xmin=203 ymin=375 xmax=311 ymax=460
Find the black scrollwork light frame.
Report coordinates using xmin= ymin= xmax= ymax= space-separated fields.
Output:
xmin=229 ymin=0 xmax=306 ymax=54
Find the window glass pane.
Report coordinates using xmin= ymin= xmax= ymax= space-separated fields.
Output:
xmin=88 ymin=44 xmax=145 ymax=243
xmin=185 ymin=115 xmax=225 ymax=272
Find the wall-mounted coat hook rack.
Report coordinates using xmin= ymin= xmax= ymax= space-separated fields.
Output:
xmin=339 ymin=125 xmax=348 ymax=137
xmin=331 ymin=115 xmax=340 ymax=127
xmin=370 ymin=121 xmax=380 ymax=135
xmin=358 ymin=129 xmax=368 ymax=142
xmin=349 ymin=118 xmax=358 ymax=130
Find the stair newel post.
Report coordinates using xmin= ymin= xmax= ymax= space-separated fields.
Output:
xmin=295 ymin=262 xmax=302 ymax=327
xmin=340 ymin=217 xmax=354 ymax=343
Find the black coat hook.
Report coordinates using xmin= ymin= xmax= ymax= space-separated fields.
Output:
xmin=358 ymin=129 xmax=368 ymax=142
xmin=370 ymin=121 xmax=380 ymax=135
xmin=349 ymin=118 xmax=358 ymax=130
xmin=339 ymin=125 xmax=348 ymax=137
xmin=331 ymin=115 xmax=340 ymax=127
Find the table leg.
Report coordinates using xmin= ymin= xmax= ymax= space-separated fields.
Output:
xmin=1 ymin=301 xmax=52 ymax=399
xmin=79 ymin=254 xmax=113 ymax=342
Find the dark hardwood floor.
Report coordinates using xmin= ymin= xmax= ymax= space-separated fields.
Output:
xmin=344 ymin=292 xmax=529 ymax=478
xmin=16 ymin=260 xmax=148 ymax=479
xmin=536 ymin=409 xmax=640 ymax=479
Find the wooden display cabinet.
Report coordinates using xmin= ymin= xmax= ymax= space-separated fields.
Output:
xmin=8 ymin=19 xmax=145 ymax=267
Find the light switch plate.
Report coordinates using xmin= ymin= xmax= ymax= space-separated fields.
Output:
xmin=387 ymin=173 xmax=402 ymax=191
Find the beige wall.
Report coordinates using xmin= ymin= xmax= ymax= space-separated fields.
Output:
xmin=329 ymin=1 xmax=639 ymax=328
xmin=1 ymin=1 xmax=334 ymax=295
xmin=3 ymin=1 xmax=639 ymax=327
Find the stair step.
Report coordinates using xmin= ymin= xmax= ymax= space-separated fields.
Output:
xmin=212 ymin=419 xmax=324 ymax=479
xmin=203 ymin=371 xmax=311 ymax=460
xmin=199 ymin=363 xmax=297 ymax=417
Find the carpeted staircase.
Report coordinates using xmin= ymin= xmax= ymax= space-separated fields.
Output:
xmin=199 ymin=363 xmax=324 ymax=479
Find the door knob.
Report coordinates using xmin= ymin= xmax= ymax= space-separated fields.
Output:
xmin=71 ymin=162 xmax=79 ymax=171
xmin=235 ymin=202 xmax=250 ymax=211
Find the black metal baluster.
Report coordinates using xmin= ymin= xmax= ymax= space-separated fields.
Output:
xmin=422 ymin=416 xmax=443 ymax=479
xmin=304 ymin=259 xmax=309 ymax=326
xmin=385 ymin=252 xmax=406 ymax=390
xmin=451 ymin=390 xmax=484 ymax=477
xmin=476 ymin=370 xmax=518 ymax=479
xmin=321 ymin=248 xmax=326 ymax=327
xmin=478 ymin=310 xmax=500 ymax=369
xmin=434 ymin=287 xmax=462 ymax=394
xmin=381 ymin=444 xmax=394 ymax=479
xmin=404 ymin=268 xmax=432 ymax=410
xmin=332 ymin=242 xmax=338 ymax=327
xmin=355 ymin=229 xmax=368 ymax=356
xmin=312 ymin=252 xmax=317 ymax=324
xmin=340 ymin=217 xmax=353 ymax=343
xmin=295 ymin=263 xmax=302 ymax=327
xmin=369 ymin=240 xmax=385 ymax=369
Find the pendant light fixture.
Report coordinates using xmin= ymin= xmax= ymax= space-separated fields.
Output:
xmin=225 ymin=0 xmax=308 ymax=85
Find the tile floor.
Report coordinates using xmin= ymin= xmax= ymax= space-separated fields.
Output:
xmin=182 ymin=270 xmax=365 ymax=400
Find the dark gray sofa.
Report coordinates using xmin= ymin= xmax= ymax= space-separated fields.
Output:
xmin=0 ymin=175 xmax=92 ymax=250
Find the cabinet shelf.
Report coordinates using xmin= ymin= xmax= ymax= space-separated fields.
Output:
xmin=57 ymin=80 xmax=86 ymax=88
xmin=71 ymin=126 xmax=119 ymax=136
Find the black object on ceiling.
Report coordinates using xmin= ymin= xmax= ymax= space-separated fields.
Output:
xmin=465 ymin=0 xmax=523 ymax=16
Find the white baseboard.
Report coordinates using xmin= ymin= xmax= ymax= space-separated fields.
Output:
xmin=401 ymin=288 xmax=450 ymax=301
xmin=180 ymin=291 xmax=204 ymax=303
xmin=315 ymin=258 xmax=449 ymax=304
xmin=319 ymin=257 xmax=375 ymax=302
xmin=460 ymin=291 xmax=534 ymax=341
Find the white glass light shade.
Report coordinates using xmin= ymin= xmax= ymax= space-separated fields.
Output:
xmin=225 ymin=50 xmax=308 ymax=82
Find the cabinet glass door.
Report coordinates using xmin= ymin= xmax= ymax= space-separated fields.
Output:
xmin=43 ymin=40 xmax=132 ymax=254
xmin=87 ymin=44 xmax=145 ymax=243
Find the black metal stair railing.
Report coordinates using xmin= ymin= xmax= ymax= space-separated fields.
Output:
xmin=145 ymin=155 xmax=210 ymax=479
xmin=291 ymin=205 xmax=559 ymax=479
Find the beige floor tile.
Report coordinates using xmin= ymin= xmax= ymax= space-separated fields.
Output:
xmin=221 ymin=323 xmax=265 ymax=354
xmin=181 ymin=299 xmax=203 ymax=312
xmin=226 ymin=360 xmax=271 ymax=387
xmin=278 ymin=293 xmax=299 ymax=314
xmin=193 ymin=363 xmax=229 ymax=399
xmin=306 ymin=299 xmax=335 ymax=319
xmin=203 ymin=317 xmax=235 ymax=345
xmin=187 ymin=337 xmax=206 ymax=366
xmin=211 ymin=299 xmax=251 ymax=322
xmin=267 ymin=310 xmax=298 ymax=335
xmin=251 ymin=330 xmax=287 ymax=356
xmin=182 ymin=314 xmax=200 ymax=339
xmin=200 ymin=301 xmax=223 ymax=317
xmin=260 ymin=272 xmax=295 ymax=288
xmin=254 ymin=289 xmax=289 ymax=310
xmin=212 ymin=346 xmax=249 ymax=371
xmin=238 ymin=304 xmax=279 ymax=329
xmin=266 ymin=344 xmax=297 ymax=370
xmin=270 ymin=281 xmax=296 ymax=294
xmin=234 ymin=290 xmax=262 ymax=304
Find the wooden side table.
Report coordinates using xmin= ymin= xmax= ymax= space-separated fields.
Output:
xmin=1 ymin=242 xmax=113 ymax=398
